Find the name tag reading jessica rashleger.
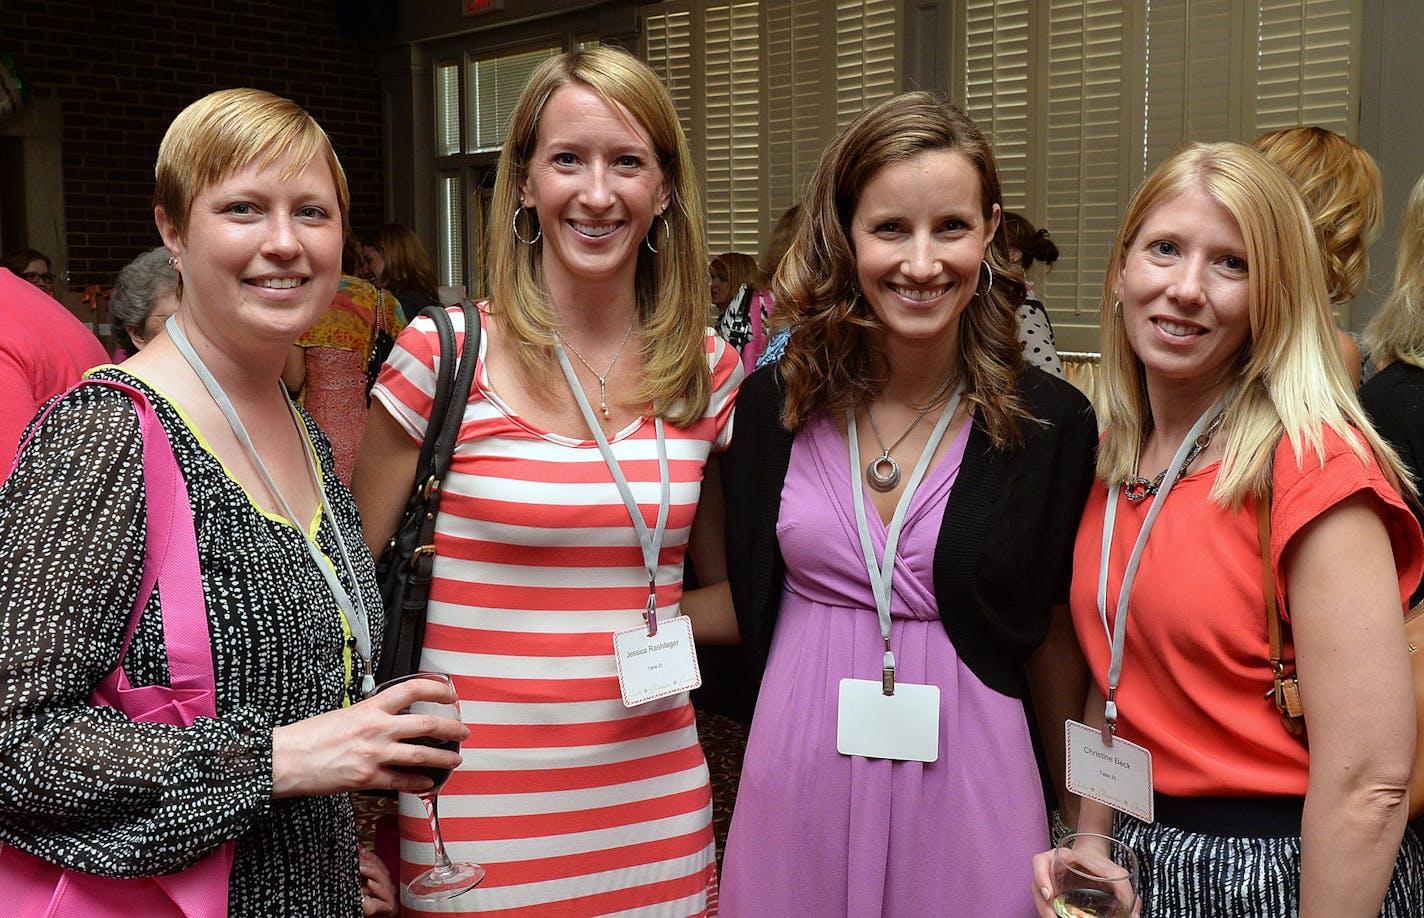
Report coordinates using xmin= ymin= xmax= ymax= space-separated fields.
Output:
xmin=1065 ymin=719 xmax=1154 ymax=823
xmin=836 ymin=678 xmax=940 ymax=763
xmin=612 ymin=614 xmax=701 ymax=707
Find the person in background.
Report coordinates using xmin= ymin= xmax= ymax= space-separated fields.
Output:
xmin=0 ymin=266 xmax=108 ymax=474
xmin=1 ymin=247 xmax=58 ymax=300
xmin=1252 ymin=126 xmax=1382 ymax=386
xmin=703 ymin=91 xmax=1097 ymax=916
xmin=109 ymin=246 xmax=180 ymax=360
xmin=1362 ymin=170 xmax=1424 ymax=610
xmin=361 ymin=237 xmax=385 ymax=287
xmin=376 ymin=223 xmax=440 ymax=322
xmin=750 ymin=205 xmax=802 ymax=371
xmin=354 ymin=46 xmax=738 ymax=916
xmin=0 ymin=87 xmax=468 ymax=917
xmin=283 ymin=230 xmax=405 ymax=484
xmin=1001 ymin=210 xmax=1063 ymax=376
xmin=712 ymin=251 xmax=765 ymax=364
xmin=1032 ymin=142 xmax=1423 ymax=917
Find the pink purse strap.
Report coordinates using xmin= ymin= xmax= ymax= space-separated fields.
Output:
xmin=15 ymin=379 xmax=215 ymax=710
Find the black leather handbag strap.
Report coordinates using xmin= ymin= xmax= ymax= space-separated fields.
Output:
xmin=374 ymin=302 xmax=480 ymax=683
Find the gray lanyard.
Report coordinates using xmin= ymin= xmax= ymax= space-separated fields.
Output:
xmin=1095 ymin=394 xmax=1228 ymax=740
xmin=167 ymin=315 xmax=375 ymax=696
xmin=847 ymin=383 xmax=964 ymax=695
xmin=554 ymin=343 xmax=669 ymax=636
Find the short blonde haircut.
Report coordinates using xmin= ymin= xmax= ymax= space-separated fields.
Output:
xmin=487 ymin=46 xmax=711 ymax=427
xmin=1364 ymin=171 xmax=1424 ymax=371
xmin=1097 ymin=142 xmax=1408 ymax=505
xmin=154 ymin=88 xmax=350 ymax=241
xmin=1251 ymin=126 xmax=1382 ymax=305
xmin=774 ymin=91 xmax=1031 ymax=447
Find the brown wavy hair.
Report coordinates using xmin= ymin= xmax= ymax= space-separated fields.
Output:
xmin=375 ymin=223 xmax=439 ymax=303
xmin=774 ymin=91 xmax=1031 ymax=448
xmin=1251 ymin=126 xmax=1382 ymax=305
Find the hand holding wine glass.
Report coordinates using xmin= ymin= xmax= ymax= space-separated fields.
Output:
xmin=376 ymin=671 xmax=485 ymax=903
xmin=1047 ymin=833 xmax=1139 ymax=918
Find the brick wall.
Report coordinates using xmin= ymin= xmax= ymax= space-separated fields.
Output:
xmin=5 ymin=0 xmax=385 ymax=287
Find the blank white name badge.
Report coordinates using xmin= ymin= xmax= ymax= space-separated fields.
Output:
xmin=612 ymin=615 xmax=701 ymax=707
xmin=1065 ymin=719 xmax=1155 ymax=823
xmin=836 ymin=678 xmax=940 ymax=763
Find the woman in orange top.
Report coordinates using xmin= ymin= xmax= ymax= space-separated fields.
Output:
xmin=1032 ymin=142 xmax=1424 ymax=917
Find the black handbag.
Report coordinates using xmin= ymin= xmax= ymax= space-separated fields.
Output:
xmin=373 ymin=301 xmax=480 ymax=683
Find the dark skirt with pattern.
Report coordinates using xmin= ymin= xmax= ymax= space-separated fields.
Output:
xmin=1116 ymin=813 xmax=1424 ymax=917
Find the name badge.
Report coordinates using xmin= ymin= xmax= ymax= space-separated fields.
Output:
xmin=1065 ymin=719 xmax=1154 ymax=823
xmin=836 ymin=678 xmax=940 ymax=762
xmin=612 ymin=614 xmax=701 ymax=707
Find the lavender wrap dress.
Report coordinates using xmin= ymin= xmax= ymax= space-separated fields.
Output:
xmin=719 ymin=410 xmax=1046 ymax=917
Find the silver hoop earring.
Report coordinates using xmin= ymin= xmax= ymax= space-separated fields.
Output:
xmin=976 ymin=260 xmax=994 ymax=297
xmin=512 ymin=205 xmax=541 ymax=245
xmin=645 ymin=214 xmax=670 ymax=254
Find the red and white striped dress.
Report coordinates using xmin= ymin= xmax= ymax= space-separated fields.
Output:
xmin=373 ymin=305 xmax=738 ymax=916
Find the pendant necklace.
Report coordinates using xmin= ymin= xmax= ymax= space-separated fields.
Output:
xmin=864 ymin=377 xmax=955 ymax=493
xmin=556 ymin=315 xmax=636 ymax=419
xmin=1123 ymin=408 xmax=1227 ymax=502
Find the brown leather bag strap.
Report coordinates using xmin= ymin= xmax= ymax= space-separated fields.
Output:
xmin=1258 ymin=493 xmax=1285 ymax=669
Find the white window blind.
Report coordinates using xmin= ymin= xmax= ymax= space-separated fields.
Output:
xmin=959 ymin=0 xmax=1361 ymax=351
xmin=644 ymin=0 xmax=900 ymax=257
xmin=438 ymin=174 xmax=464 ymax=288
xmin=436 ymin=62 xmax=461 ymax=157
xmin=467 ymin=46 xmax=561 ymax=154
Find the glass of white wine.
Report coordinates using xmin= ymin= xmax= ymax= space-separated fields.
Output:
xmin=1049 ymin=832 xmax=1139 ymax=918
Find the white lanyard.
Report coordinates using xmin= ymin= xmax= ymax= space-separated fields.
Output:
xmin=167 ymin=315 xmax=375 ymax=696
xmin=846 ymin=383 xmax=964 ymax=694
xmin=1095 ymin=394 xmax=1228 ymax=737
xmin=554 ymin=343 xmax=669 ymax=636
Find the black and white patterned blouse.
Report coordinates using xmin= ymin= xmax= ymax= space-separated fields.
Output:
xmin=1016 ymin=295 xmax=1063 ymax=376
xmin=0 ymin=368 xmax=380 ymax=916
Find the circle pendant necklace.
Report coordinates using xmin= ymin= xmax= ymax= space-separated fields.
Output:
xmin=864 ymin=378 xmax=954 ymax=492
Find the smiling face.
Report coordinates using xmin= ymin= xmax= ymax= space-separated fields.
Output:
xmin=156 ymin=148 xmax=343 ymax=347
xmin=1118 ymin=183 xmax=1251 ymax=403
xmin=849 ymin=150 xmax=999 ymax=359
xmin=520 ymin=84 xmax=671 ymax=299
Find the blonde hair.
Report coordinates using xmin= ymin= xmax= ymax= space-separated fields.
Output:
xmin=1364 ymin=171 xmax=1424 ymax=371
xmin=774 ymin=91 xmax=1031 ymax=447
xmin=1251 ymin=126 xmax=1382 ymax=305
xmin=487 ymin=46 xmax=711 ymax=426
xmin=154 ymin=88 xmax=349 ymax=242
xmin=1097 ymin=142 xmax=1408 ymax=505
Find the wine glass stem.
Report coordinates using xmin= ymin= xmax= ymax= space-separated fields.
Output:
xmin=421 ymin=792 xmax=455 ymax=874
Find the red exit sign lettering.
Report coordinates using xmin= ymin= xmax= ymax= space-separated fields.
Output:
xmin=464 ymin=0 xmax=505 ymax=14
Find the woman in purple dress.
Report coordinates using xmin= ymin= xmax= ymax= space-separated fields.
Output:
xmin=712 ymin=93 xmax=1098 ymax=916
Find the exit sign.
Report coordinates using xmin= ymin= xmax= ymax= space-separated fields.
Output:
xmin=464 ymin=0 xmax=505 ymax=14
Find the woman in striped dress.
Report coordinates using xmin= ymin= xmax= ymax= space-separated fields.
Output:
xmin=356 ymin=46 xmax=739 ymax=917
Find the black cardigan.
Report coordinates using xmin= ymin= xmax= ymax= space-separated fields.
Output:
xmin=722 ymin=364 xmax=1098 ymax=699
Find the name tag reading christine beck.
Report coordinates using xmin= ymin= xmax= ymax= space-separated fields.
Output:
xmin=613 ymin=615 xmax=701 ymax=707
xmin=836 ymin=678 xmax=940 ymax=762
xmin=1066 ymin=719 xmax=1154 ymax=823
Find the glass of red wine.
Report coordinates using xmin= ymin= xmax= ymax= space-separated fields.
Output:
xmin=376 ymin=671 xmax=485 ymax=902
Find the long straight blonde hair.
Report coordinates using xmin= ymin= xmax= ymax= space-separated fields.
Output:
xmin=486 ymin=47 xmax=712 ymax=426
xmin=1097 ymin=142 xmax=1410 ymax=506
